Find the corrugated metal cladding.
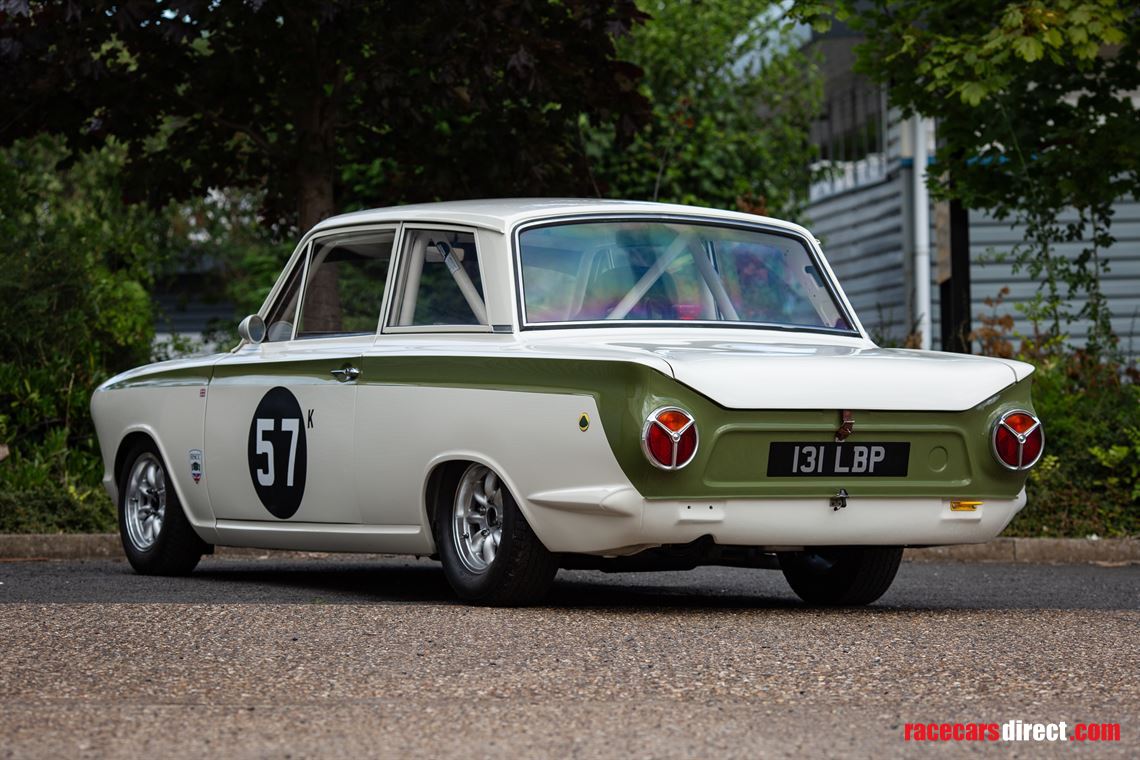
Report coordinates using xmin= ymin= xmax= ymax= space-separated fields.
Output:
xmin=807 ymin=150 xmax=1140 ymax=362
xmin=939 ymin=199 xmax=1140 ymax=359
xmin=806 ymin=172 xmax=911 ymax=343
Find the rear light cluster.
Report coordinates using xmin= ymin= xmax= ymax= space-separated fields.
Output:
xmin=991 ymin=410 xmax=1044 ymax=470
xmin=642 ymin=407 xmax=698 ymax=470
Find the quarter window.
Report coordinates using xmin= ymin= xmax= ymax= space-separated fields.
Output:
xmin=388 ymin=229 xmax=487 ymax=327
xmin=264 ymin=257 xmax=304 ymax=342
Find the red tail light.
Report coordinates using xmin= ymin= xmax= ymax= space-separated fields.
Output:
xmin=642 ymin=407 xmax=698 ymax=470
xmin=992 ymin=410 xmax=1044 ymax=470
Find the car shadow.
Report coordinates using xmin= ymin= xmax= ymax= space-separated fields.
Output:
xmin=183 ymin=558 xmax=806 ymax=610
xmin=6 ymin=556 xmax=1136 ymax=611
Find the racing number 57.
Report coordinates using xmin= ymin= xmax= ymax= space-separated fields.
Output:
xmin=254 ymin=417 xmax=300 ymax=488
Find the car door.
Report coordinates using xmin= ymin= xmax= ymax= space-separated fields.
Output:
xmin=205 ymin=226 xmax=396 ymax=525
xmin=355 ymin=225 xmax=493 ymax=530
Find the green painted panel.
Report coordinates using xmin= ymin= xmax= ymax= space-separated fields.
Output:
xmin=359 ymin=355 xmax=1035 ymax=500
xmin=210 ymin=359 xmax=352 ymax=384
xmin=106 ymin=353 xmax=1036 ymax=500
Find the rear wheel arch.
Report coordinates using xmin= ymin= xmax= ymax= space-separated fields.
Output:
xmin=422 ymin=455 xmax=547 ymax=548
xmin=424 ymin=460 xmax=469 ymax=550
xmin=427 ymin=458 xmax=557 ymax=605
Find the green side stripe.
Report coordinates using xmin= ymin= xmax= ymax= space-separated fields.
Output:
xmin=358 ymin=356 xmax=1034 ymax=500
xmin=105 ymin=354 xmax=1035 ymax=500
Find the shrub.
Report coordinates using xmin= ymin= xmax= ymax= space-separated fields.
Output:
xmin=0 ymin=136 xmax=165 ymax=528
xmin=1005 ymin=353 xmax=1139 ymax=537
xmin=0 ymin=486 xmax=115 ymax=533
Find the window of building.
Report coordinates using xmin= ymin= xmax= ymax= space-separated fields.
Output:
xmin=809 ymin=84 xmax=888 ymax=200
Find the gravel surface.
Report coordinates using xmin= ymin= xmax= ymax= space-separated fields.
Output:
xmin=0 ymin=557 xmax=1136 ymax=758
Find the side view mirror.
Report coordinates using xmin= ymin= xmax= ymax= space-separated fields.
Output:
xmin=237 ymin=314 xmax=266 ymax=344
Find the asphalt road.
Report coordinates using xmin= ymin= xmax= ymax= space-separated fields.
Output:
xmin=1 ymin=557 xmax=1137 ymax=758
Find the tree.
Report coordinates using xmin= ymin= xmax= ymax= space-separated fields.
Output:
xmin=795 ymin=0 xmax=1140 ymax=356
xmin=0 ymin=136 xmax=162 ymax=526
xmin=0 ymin=0 xmax=649 ymax=232
xmin=583 ymin=0 xmax=822 ymax=217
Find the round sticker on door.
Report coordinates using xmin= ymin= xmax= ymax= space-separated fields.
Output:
xmin=247 ymin=386 xmax=308 ymax=519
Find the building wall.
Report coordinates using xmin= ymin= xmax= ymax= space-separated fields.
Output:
xmin=806 ymin=172 xmax=911 ymax=343
xmin=931 ymin=201 xmax=1140 ymax=357
xmin=807 ymin=112 xmax=1140 ymax=360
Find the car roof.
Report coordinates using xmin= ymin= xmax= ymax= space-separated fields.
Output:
xmin=310 ymin=198 xmax=813 ymax=237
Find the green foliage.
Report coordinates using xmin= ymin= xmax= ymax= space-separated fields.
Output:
xmin=2 ymin=1 xmax=650 ymax=229
xmin=795 ymin=0 xmax=1140 ymax=356
xmin=585 ymin=0 xmax=822 ymax=216
xmin=1005 ymin=355 xmax=1139 ymax=536
xmin=0 ymin=485 xmax=115 ymax=533
xmin=1089 ymin=427 xmax=1140 ymax=503
xmin=164 ymin=188 xmax=295 ymax=347
xmin=0 ymin=136 xmax=164 ymax=528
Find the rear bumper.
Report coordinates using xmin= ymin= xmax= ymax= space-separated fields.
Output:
xmin=522 ymin=487 xmax=1027 ymax=555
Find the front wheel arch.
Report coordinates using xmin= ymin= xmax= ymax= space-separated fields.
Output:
xmin=117 ymin=438 xmax=210 ymax=575
xmin=115 ymin=431 xmax=160 ymax=489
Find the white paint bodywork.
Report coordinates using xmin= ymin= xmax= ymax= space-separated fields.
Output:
xmin=525 ymin=488 xmax=1027 ymax=554
xmin=514 ymin=329 xmax=1031 ymax=412
xmin=91 ymin=200 xmax=1035 ymax=558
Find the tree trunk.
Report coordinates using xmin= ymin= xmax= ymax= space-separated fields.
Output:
xmin=298 ymin=167 xmax=335 ymax=233
xmin=295 ymin=145 xmax=340 ymax=332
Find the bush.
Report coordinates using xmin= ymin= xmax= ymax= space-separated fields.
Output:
xmin=0 ymin=136 xmax=165 ymax=528
xmin=0 ymin=486 xmax=115 ymax=533
xmin=1005 ymin=353 xmax=1139 ymax=537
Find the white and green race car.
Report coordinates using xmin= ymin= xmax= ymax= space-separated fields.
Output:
xmin=92 ymin=200 xmax=1044 ymax=605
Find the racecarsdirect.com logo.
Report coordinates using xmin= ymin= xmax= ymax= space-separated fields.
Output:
xmin=903 ymin=720 xmax=1121 ymax=743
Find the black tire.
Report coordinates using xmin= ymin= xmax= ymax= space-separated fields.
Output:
xmin=117 ymin=440 xmax=209 ymax=575
xmin=435 ymin=463 xmax=557 ymax=606
xmin=779 ymin=546 xmax=903 ymax=606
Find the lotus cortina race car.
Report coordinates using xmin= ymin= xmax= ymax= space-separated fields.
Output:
xmin=91 ymin=200 xmax=1043 ymax=605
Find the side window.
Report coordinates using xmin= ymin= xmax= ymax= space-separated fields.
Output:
xmin=295 ymin=230 xmax=395 ymax=339
xmin=264 ymin=255 xmax=305 ymax=342
xmin=389 ymin=229 xmax=486 ymax=326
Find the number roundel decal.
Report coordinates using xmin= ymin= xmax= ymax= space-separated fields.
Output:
xmin=247 ymin=387 xmax=308 ymax=519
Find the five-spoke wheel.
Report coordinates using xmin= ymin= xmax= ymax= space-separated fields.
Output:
xmin=452 ymin=465 xmax=505 ymax=573
xmin=118 ymin=441 xmax=209 ymax=575
xmin=436 ymin=462 xmax=557 ymax=605
xmin=123 ymin=453 xmax=167 ymax=552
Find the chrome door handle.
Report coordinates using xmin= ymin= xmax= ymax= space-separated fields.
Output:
xmin=330 ymin=365 xmax=361 ymax=382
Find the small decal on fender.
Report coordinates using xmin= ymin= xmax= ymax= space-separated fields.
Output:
xmin=578 ymin=413 xmax=590 ymax=432
xmin=189 ymin=449 xmax=204 ymax=484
